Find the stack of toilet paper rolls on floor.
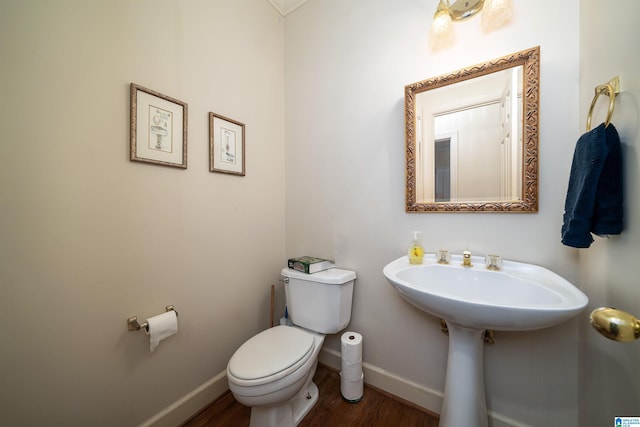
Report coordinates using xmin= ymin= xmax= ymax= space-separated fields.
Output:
xmin=340 ymin=331 xmax=364 ymax=402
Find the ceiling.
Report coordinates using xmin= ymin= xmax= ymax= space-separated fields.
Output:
xmin=267 ymin=0 xmax=308 ymax=16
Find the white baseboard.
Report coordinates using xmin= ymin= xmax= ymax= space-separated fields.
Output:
xmin=139 ymin=349 xmax=527 ymax=427
xmin=318 ymin=348 xmax=443 ymax=414
xmin=138 ymin=369 xmax=228 ymax=427
xmin=319 ymin=348 xmax=528 ymax=427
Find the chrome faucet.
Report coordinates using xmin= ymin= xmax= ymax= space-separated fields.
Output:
xmin=462 ymin=251 xmax=473 ymax=267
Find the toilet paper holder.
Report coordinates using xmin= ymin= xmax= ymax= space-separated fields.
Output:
xmin=127 ymin=305 xmax=178 ymax=332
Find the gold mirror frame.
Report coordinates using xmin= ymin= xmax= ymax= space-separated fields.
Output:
xmin=405 ymin=46 xmax=540 ymax=212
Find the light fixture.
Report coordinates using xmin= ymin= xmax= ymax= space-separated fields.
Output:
xmin=429 ymin=0 xmax=455 ymax=51
xmin=481 ymin=0 xmax=514 ymax=32
xmin=429 ymin=0 xmax=514 ymax=51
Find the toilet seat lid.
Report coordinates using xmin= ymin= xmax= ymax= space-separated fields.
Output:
xmin=228 ymin=326 xmax=315 ymax=382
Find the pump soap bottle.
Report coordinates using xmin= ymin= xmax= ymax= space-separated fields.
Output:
xmin=408 ymin=231 xmax=424 ymax=265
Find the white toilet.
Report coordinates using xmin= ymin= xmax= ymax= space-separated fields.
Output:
xmin=227 ymin=267 xmax=356 ymax=427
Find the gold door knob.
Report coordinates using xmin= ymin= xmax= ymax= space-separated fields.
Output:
xmin=590 ymin=307 xmax=640 ymax=342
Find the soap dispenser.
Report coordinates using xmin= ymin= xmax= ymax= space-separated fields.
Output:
xmin=408 ymin=231 xmax=424 ymax=265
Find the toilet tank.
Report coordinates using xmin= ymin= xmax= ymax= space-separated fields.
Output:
xmin=281 ymin=267 xmax=356 ymax=334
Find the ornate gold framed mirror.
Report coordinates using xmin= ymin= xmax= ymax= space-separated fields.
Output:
xmin=405 ymin=46 xmax=540 ymax=212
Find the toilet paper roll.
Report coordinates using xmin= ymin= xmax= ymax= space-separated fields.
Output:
xmin=146 ymin=310 xmax=178 ymax=352
xmin=340 ymin=372 xmax=364 ymax=402
xmin=341 ymin=359 xmax=363 ymax=381
xmin=341 ymin=331 xmax=363 ymax=363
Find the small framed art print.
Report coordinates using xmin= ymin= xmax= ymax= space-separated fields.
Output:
xmin=209 ymin=112 xmax=245 ymax=176
xmin=130 ymin=83 xmax=188 ymax=168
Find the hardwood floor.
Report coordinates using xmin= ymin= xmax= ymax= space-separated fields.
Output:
xmin=183 ymin=364 xmax=439 ymax=427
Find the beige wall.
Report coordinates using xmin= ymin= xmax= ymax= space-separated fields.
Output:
xmin=578 ymin=0 xmax=640 ymax=424
xmin=0 ymin=1 xmax=285 ymax=425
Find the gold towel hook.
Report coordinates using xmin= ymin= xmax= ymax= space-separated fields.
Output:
xmin=586 ymin=76 xmax=620 ymax=131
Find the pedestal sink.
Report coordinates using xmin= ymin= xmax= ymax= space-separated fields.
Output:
xmin=383 ymin=253 xmax=588 ymax=427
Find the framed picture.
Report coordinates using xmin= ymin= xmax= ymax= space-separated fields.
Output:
xmin=209 ymin=112 xmax=245 ymax=176
xmin=130 ymin=83 xmax=188 ymax=168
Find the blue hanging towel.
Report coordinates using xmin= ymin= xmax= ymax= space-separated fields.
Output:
xmin=561 ymin=123 xmax=623 ymax=248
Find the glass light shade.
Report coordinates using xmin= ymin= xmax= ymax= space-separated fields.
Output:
xmin=481 ymin=0 xmax=513 ymax=32
xmin=429 ymin=10 xmax=454 ymax=51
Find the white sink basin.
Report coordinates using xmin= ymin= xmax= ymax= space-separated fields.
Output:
xmin=383 ymin=254 xmax=588 ymax=331
xmin=383 ymin=253 xmax=588 ymax=427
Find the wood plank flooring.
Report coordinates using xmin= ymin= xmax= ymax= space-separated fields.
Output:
xmin=183 ymin=364 xmax=439 ymax=427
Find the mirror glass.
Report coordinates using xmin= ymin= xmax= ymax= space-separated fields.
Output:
xmin=405 ymin=46 xmax=540 ymax=212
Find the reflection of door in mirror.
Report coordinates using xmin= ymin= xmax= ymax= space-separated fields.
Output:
xmin=499 ymin=67 xmax=523 ymax=202
xmin=417 ymin=67 xmax=522 ymax=203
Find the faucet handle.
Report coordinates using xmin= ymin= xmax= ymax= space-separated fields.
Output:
xmin=462 ymin=251 xmax=472 ymax=267
xmin=485 ymin=254 xmax=502 ymax=271
xmin=437 ymin=250 xmax=450 ymax=264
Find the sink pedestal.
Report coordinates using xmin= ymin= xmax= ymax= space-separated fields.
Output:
xmin=440 ymin=323 xmax=488 ymax=427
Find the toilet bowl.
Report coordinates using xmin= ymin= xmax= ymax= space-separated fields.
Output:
xmin=227 ymin=326 xmax=324 ymax=427
xmin=227 ymin=267 xmax=356 ymax=427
